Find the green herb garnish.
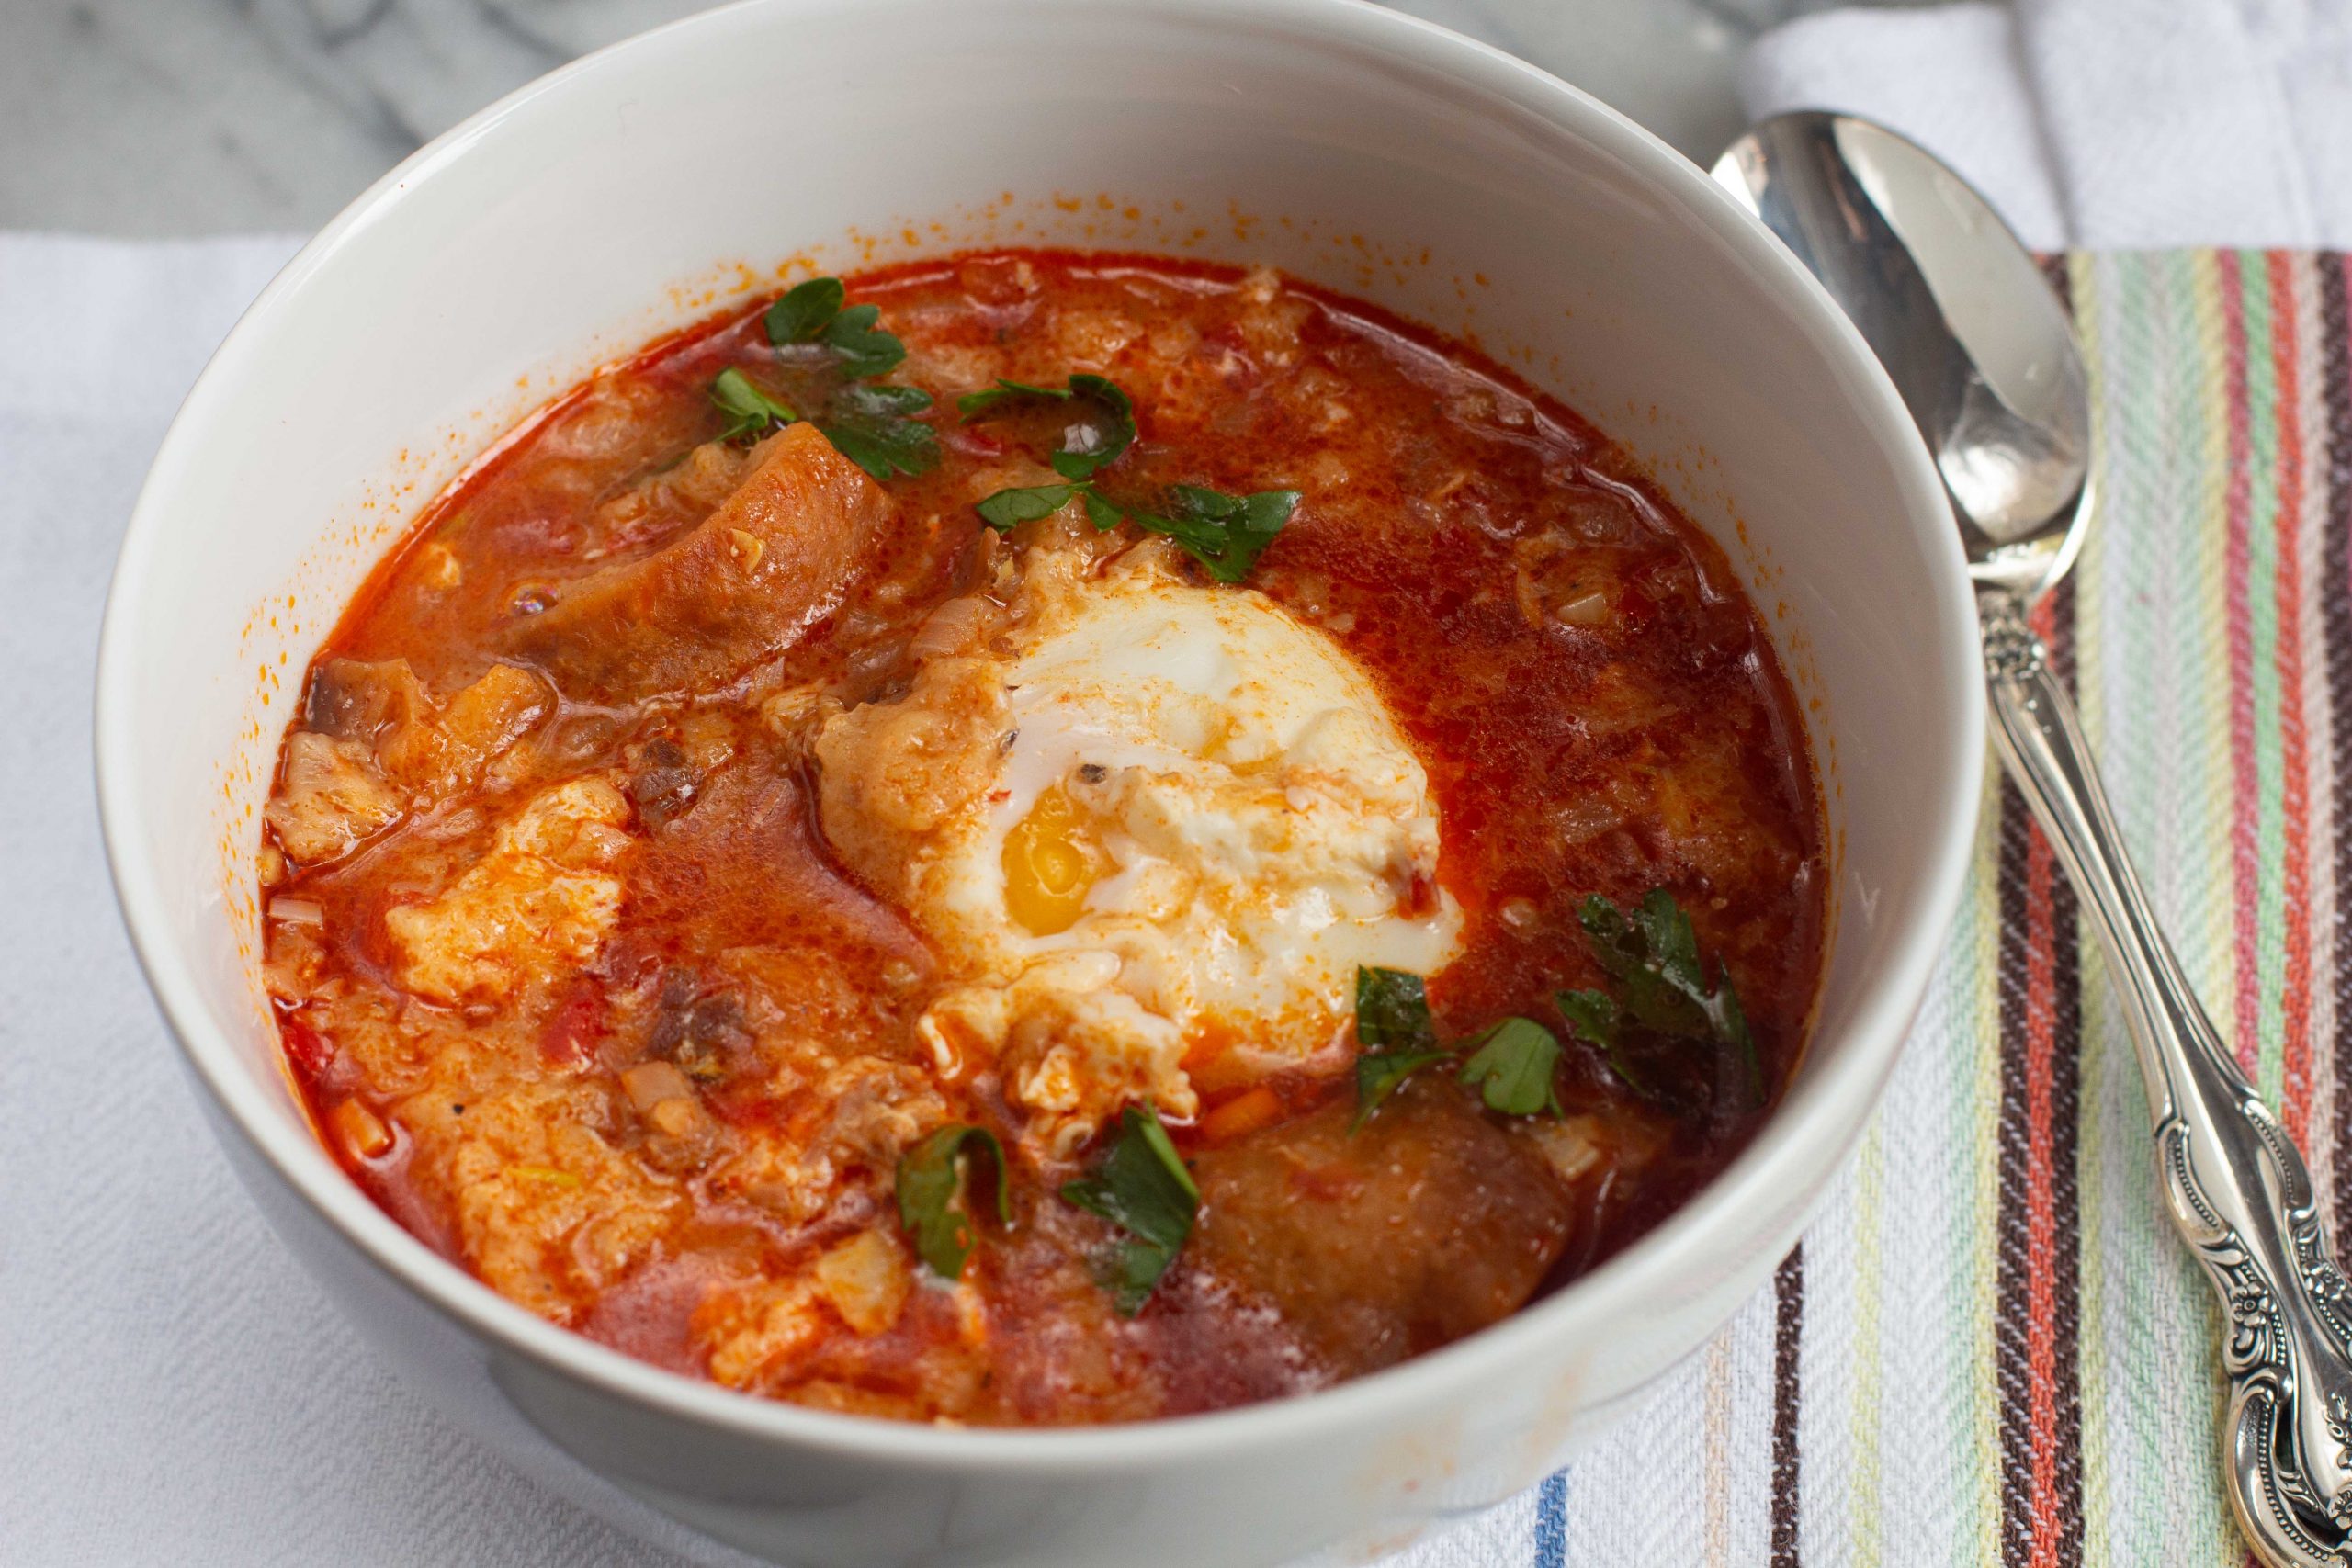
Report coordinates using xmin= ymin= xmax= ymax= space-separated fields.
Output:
xmin=956 ymin=378 xmax=1076 ymax=418
xmin=1456 ymin=1017 xmax=1566 ymax=1116
xmin=1081 ymin=490 xmax=1125 ymax=532
xmin=966 ymin=373 xmax=1295 ymax=581
xmin=974 ymin=483 xmax=1076 ymax=530
xmin=895 ymin=1122 xmax=1012 ymax=1280
xmin=763 ymin=276 xmax=848 ymax=346
xmin=818 ymin=380 xmax=939 ymax=480
xmin=1140 ymin=485 xmax=1300 ymax=583
xmin=1060 ymin=1102 xmax=1199 ymax=1315
xmin=1354 ymin=1048 xmax=1453 ymax=1129
xmin=1351 ymin=966 xmax=1451 ymax=1129
xmin=824 ymin=305 xmax=909 ymax=378
xmin=708 ymin=367 xmax=797 ymax=445
xmin=1572 ymin=889 xmax=1760 ymax=1111
xmin=1046 ymin=373 xmax=1135 ymax=479
xmin=1349 ymin=964 xmax=1567 ymax=1127
xmin=958 ymin=372 xmax=1134 ymax=478
xmin=1555 ymin=987 xmax=1647 ymax=1096
xmin=1348 ymin=894 xmax=1758 ymax=1131
xmin=1355 ymin=966 xmax=1440 ymax=1054
xmin=763 ymin=276 xmax=909 ymax=377
xmin=703 ymin=276 xmax=937 ymax=482
xmin=975 ymin=477 xmax=1299 ymax=581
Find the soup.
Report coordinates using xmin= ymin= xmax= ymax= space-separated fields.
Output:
xmin=257 ymin=251 xmax=1823 ymax=1424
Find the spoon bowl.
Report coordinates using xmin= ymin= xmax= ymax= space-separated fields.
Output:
xmin=1713 ymin=112 xmax=2091 ymax=598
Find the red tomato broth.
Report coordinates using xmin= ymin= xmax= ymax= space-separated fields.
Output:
xmin=256 ymin=249 xmax=1824 ymax=1423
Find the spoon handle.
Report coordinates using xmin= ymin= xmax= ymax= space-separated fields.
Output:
xmin=1981 ymin=588 xmax=2352 ymax=1564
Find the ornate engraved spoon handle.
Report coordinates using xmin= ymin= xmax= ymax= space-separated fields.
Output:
xmin=1981 ymin=589 xmax=2352 ymax=1565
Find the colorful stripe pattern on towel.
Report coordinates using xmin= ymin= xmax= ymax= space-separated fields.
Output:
xmin=1351 ymin=252 xmax=2352 ymax=1566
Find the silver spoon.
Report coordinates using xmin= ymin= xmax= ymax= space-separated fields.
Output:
xmin=1713 ymin=110 xmax=2352 ymax=1565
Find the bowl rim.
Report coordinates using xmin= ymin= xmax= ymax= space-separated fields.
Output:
xmin=95 ymin=0 xmax=1982 ymax=1472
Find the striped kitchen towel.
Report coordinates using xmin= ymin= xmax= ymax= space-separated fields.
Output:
xmin=1385 ymin=251 xmax=2352 ymax=1566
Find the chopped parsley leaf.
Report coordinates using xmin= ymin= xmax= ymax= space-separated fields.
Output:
xmin=1350 ymin=965 xmax=1570 ymax=1127
xmin=707 ymin=367 xmax=797 ymax=444
xmin=1456 ymin=1017 xmax=1566 ymax=1117
xmin=819 ymin=380 xmax=939 ymax=479
xmin=1060 ymin=1102 xmax=1198 ymax=1315
xmin=1351 ymin=965 xmax=1449 ymax=1129
xmin=965 ymin=372 xmax=1294 ymax=580
xmin=816 ymin=302 xmax=908 ymax=379
xmin=1577 ymin=890 xmax=1759 ymax=1108
xmin=1044 ymin=373 xmax=1135 ymax=480
xmin=1080 ymin=490 xmax=1125 ymax=532
xmin=1355 ymin=966 xmax=1440 ymax=1054
xmin=728 ymin=276 xmax=933 ymax=481
xmin=975 ymin=475 xmax=1299 ymax=581
xmin=1556 ymin=987 xmax=1653 ymax=1097
xmin=956 ymin=378 xmax=1075 ymax=418
xmin=895 ymin=1123 xmax=1011 ymax=1280
xmin=1146 ymin=486 xmax=1300 ymax=582
xmin=762 ymin=276 xmax=915 ymax=376
xmin=1354 ymin=1048 xmax=1453 ymax=1130
xmin=763 ymin=276 xmax=847 ymax=346
xmin=976 ymin=483 xmax=1076 ymax=530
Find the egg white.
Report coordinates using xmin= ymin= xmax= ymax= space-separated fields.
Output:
xmin=817 ymin=542 xmax=1460 ymax=1156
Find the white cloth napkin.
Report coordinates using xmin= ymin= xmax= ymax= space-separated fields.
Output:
xmin=0 ymin=233 xmax=714 ymax=1568
xmin=1740 ymin=0 xmax=2352 ymax=253
xmin=0 ymin=233 xmax=1589 ymax=1568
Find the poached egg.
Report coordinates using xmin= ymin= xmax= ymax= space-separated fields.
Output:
xmin=815 ymin=540 xmax=1459 ymax=1156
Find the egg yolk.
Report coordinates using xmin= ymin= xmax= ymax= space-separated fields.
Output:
xmin=1002 ymin=786 xmax=1107 ymax=936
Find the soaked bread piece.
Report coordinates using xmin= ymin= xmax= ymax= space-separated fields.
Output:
xmin=1185 ymin=1077 xmax=1576 ymax=1377
xmin=504 ymin=423 xmax=891 ymax=702
xmin=383 ymin=776 xmax=634 ymax=1006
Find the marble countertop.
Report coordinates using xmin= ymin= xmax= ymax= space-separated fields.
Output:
xmin=0 ymin=0 xmax=1919 ymax=236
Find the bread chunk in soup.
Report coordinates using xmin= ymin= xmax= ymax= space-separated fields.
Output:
xmin=258 ymin=251 xmax=1823 ymax=1425
xmin=503 ymin=423 xmax=891 ymax=704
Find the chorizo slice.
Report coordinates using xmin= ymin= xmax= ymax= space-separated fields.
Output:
xmin=504 ymin=423 xmax=890 ymax=702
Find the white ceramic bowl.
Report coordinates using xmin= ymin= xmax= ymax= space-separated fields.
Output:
xmin=96 ymin=1 xmax=1981 ymax=1562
